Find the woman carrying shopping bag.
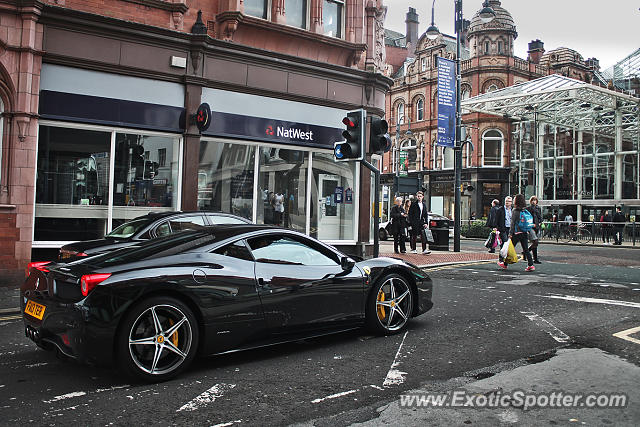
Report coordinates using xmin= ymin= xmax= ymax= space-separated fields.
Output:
xmin=498 ymin=194 xmax=535 ymax=271
xmin=526 ymin=196 xmax=542 ymax=264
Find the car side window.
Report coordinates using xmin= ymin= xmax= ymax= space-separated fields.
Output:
xmin=213 ymin=240 xmax=254 ymax=262
xmin=169 ymin=215 xmax=207 ymax=232
xmin=208 ymin=215 xmax=247 ymax=225
xmin=247 ymin=236 xmax=338 ymax=266
xmin=155 ymin=221 xmax=171 ymax=237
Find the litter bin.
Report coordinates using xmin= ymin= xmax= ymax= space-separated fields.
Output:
xmin=429 ymin=219 xmax=450 ymax=251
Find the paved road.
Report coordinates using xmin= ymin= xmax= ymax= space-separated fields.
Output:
xmin=1 ymin=244 xmax=639 ymax=425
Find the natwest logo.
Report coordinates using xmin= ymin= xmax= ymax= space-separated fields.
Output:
xmin=276 ymin=126 xmax=313 ymax=141
xmin=265 ymin=125 xmax=274 ymax=136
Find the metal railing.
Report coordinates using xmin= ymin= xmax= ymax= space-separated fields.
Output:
xmin=462 ymin=220 xmax=637 ymax=246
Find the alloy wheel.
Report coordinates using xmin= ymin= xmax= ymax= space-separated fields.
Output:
xmin=128 ymin=304 xmax=193 ymax=376
xmin=375 ymin=276 xmax=412 ymax=332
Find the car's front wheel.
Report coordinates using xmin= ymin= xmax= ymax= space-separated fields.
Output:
xmin=366 ymin=273 xmax=413 ymax=335
xmin=116 ymin=296 xmax=199 ymax=382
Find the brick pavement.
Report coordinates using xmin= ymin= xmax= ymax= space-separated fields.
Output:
xmin=379 ymin=249 xmax=498 ymax=267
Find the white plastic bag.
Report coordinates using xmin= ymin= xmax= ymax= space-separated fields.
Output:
xmin=500 ymin=238 xmax=511 ymax=258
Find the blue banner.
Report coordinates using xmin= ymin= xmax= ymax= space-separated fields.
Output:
xmin=437 ymin=57 xmax=456 ymax=148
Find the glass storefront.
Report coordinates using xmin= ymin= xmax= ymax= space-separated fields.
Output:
xmin=197 ymin=139 xmax=359 ymax=243
xmin=35 ymin=123 xmax=181 ymax=243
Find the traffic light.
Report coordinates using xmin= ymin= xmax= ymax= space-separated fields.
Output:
xmin=369 ymin=115 xmax=392 ymax=154
xmin=334 ymin=109 xmax=365 ymax=162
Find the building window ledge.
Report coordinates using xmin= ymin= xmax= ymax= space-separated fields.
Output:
xmin=122 ymin=0 xmax=188 ymax=13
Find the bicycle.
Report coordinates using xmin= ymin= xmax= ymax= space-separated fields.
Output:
xmin=562 ymin=223 xmax=591 ymax=244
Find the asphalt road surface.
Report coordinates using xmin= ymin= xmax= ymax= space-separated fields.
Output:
xmin=1 ymin=243 xmax=639 ymax=426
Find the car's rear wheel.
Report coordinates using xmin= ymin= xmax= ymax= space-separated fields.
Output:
xmin=116 ymin=296 xmax=198 ymax=382
xmin=366 ymin=273 xmax=413 ymax=335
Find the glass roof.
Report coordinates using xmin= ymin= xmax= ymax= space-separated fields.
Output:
xmin=462 ymin=74 xmax=640 ymax=139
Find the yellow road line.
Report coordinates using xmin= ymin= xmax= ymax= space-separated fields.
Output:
xmin=0 ymin=314 xmax=22 ymax=321
xmin=613 ymin=326 xmax=640 ymax=345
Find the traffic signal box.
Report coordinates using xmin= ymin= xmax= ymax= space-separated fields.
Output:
xmin=369 ymin=115 xmax=391 ymax=155
xmin=334 ymin=109 xmax=365 ymax=162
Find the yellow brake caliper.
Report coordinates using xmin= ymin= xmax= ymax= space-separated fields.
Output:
xmin=377 ymin=291 xmax=386 ymax=320
xmin=168 ymin=318 xmax=179 ymax=347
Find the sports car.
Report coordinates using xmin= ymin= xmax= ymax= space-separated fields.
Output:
xmin=22 ymin=225 xmax=433 ymax=382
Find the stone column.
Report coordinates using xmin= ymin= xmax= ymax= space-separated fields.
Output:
xmin=272 ymin=0 xmax=286 ymax=25
xmin=310 ymin=0 xmax=323 ymax=34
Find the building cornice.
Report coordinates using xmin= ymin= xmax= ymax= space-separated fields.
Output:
xmin=122 ymin=0 xmax=188 ymax=13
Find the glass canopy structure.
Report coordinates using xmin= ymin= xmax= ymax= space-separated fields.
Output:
xmin=462 ymin=74 xmax=640 ymax=220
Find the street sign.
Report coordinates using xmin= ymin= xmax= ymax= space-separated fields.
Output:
xmin=437 ymin=57 xmax=456 ymax=148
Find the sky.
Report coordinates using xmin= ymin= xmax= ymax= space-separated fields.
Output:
xmin=383 ymin=0 xmax=639 ymax=70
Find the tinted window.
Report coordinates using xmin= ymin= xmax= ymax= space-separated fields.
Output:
xmin=106 ymin=218 xmax=151 ymax=239
xmin=169 ymin=215 xmax=207 ymax=232
xmin=213 ymin=240 xmax=253 ymax=261
xmin=247 ymin=235 xmax=337 ymax=266
xmin=208 ymin=215 xmax=248 ymax=225
xmin=155 ymin=221 xmax=171 ymax=237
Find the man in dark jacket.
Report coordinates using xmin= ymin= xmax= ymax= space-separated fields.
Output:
xmin=612 ymin=207 xmax=626 ymax=245
xmin=486 ymin=199 xmax=500 ymax=252
xmin=600 ymin=209 xmax=612 ymax=244
xmin=408 ymin=191 xmax=431 ymax=254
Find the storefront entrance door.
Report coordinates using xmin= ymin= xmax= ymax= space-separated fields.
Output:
xmin=318 ymin=174 xmax=341 ymax=240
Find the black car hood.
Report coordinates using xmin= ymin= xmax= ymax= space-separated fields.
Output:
xmin=61 ymin=238 xmax=140 ymax=255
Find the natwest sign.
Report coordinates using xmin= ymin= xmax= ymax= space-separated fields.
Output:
xmin=204 ymin=111 xmax=340 ymax=149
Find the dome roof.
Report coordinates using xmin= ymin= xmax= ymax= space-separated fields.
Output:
xmin=540 ymin=47 xmax=585 ymax=65
xmin=468 ymin=0 xmax=516 ymax=35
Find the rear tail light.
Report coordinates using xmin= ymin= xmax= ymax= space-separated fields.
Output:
xmin=430 ymin=220 xmax=437 ymax=227
xmin=80 ymin=273 xmax=111 ymax=296
xmin=26 ymin=261 xmax=51 ymax=277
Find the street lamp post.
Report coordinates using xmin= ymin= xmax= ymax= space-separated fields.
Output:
xmin=427 ymin=0 xmax=495 ymax=252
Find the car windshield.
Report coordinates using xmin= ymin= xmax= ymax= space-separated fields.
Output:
xmin=105 ymin=218 xmax=152 ymax=239
xmin=87 ymin=231 xmax=217 ymax=267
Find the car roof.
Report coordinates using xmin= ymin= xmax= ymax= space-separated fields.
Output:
xmin=136 ymin=211 xmax=249 ymax=221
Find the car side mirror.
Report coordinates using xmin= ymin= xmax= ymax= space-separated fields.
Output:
xmin=340 ymin=257 xmax=355 ymax=271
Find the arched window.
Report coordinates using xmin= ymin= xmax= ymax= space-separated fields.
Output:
xmin=396 ymin=103 xmax=405 ymax=124
xmin=416 ymin=98 xmax=424 ymax=121
xmin=484 ymin=41 xmax=490 ymax=55
xmin=461 ymin=87 xmax=471 ymax=113
xmin=486 ymin=84 xmax=498 ymax=93
xmin=482 ymin=129 xmax=503 ymax=166
xmin=400 ymin=139 xmax=418 ymax=171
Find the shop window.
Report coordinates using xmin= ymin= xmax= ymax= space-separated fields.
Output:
xmin=35 ymin=126 xmax=111 ymax=241
xmin=288 ymin=0 xmax=308 ymax=29
xmin=482 ymin=129 xmax=503 ymax=166
xmin=198 ymin=141 xmax=255 ymax=221
xmin=113 ymin=133 xmax=180 ymax=211
xmin=311 ymin=153 xmax=356 ymax=241
xmin=245 ymin=0 xmax=268 ymax=19
xmin=323 ymin=0 xmax=343 ymax=38
xmin=257 ymin=147 xmax=307 ymax=232
xmin=416 ymin=98 xmax=424 ymax=121
xmin=623 ymin=154 xmax=638 ymax=199
xmin=396 ymin=103 xmax=405 ymax=124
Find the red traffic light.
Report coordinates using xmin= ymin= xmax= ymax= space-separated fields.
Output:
xmin=342 ymin=117 xmax=356 ymax=128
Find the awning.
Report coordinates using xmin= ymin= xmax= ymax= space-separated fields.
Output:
xmin=462 ymin=74 xmax=639 ymax=139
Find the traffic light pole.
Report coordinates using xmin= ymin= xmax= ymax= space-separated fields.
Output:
xmin=360 ymin=158 xmax=380 ymax=258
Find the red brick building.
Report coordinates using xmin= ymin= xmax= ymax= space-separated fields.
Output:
xmin=0 ymin=0 xmax=392 ymax=284
xmin=381 ymin=1 xmax=602 ymax=220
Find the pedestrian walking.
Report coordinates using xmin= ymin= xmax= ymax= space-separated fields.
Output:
xmin=408 ymin=191 xmax=431 ymax=254
xmin=600 ymin=209 xmax=612 ymax=244
xmin=403 ymin=198 xmax=412 ymax=239
xmin=495 ymin=196 xmax=513 ymax=265
xmin=499 ymin=194 xmax=535 ymax=271
xmin=526 ymin=196 xmax=542 ymax=264
xmin=486 ymin=199 xmax=500 ymax=253
xmin=390 ymin=197 xmax=407 ymax=254
xmin=613 ymin=206 xmax=626 ymax=245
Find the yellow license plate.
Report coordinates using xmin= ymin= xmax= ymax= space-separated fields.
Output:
xmin=24 ymin=300 xmax=46 ymax=320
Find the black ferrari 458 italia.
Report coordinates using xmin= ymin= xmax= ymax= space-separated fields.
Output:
xmin=22 ymin=225 xmax=433 ymax=382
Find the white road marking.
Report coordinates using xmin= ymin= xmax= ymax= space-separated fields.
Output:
xmin=43 ymin=391 xmax=87 ymax=403
xmin=177 ymin=383 xmax=236 ymax=412
xmin=613 ymin=326 xmax=640 ymax=345
xmin=521 ymin=311 xmax=570 ymax=343
xmin=383 ymin=330 xmax=409 ymax=387
xmin=311 ymin=389 xmax=358 ymax=404
xmin=369 ymin=385 xmax=385 ymax=390
xmin=539 ymin=294 xmax=640 ymax=309
xmin=452 ymin=285 xmax=506 ymax=293
xmin=95 ymin=385 xmax=130 ymax=393
xmin=211 ymin=420 xmax=242 ymax=427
